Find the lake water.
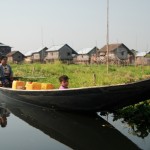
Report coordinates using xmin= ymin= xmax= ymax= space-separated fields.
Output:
xmin=0 ymin=114 xmax=71 ymax=150
xmin=0 ymin=100 xmax=149 ymax=150
xmin=100 ymin=113 xmax=150 ymax=150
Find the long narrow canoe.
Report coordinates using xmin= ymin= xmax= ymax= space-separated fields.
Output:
xmin=0 ymin=78 xmax=150 ymax=112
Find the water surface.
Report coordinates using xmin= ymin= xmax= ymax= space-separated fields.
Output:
xmin=100 ymin=113 xmax=150 ymax=150
xmin=0 ymin=113 xmax=71 ymax=150
xmin=0 ymin=101 xmax=140 ymax=150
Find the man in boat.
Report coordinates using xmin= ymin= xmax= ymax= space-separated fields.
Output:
xmin=0 ymin=55 xmax=13 ymax=87
xmin=59 ymin=75 xmax=69 ymax=89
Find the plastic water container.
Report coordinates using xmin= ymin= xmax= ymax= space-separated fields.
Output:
xmin=41 ymin=83 xmax=54 ymax=90
xmin=12 ymin=81 xmax=26 ymax=90
xmin=25 ymin=82 xmax=41 ymax=90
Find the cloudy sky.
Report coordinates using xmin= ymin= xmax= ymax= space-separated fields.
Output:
xmin=0 ymin=0 xmax=150 ymax=53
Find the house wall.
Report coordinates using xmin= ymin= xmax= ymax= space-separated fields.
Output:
xmin=98 ymin=45 xmax=129 ymax=60
xmin=7 ymin=57 xmax=13 ymax=62
xmin=97 ymin=45 xmax=134 ymax=65
xmin=146 ymin=58 xmax=150 ymax=65
xmin=136 ymin=57 xmax=150 ymax=65
xmin=24 ymin=56 xmax=32 ymax=63
xmin=75 ymin=54 xmax=90 ymax=64
xmin=45 ymin=45 xmax=74 ymax=62
xmin=39 ymin=49 xmax=47 ymax=61
xmin=59 ymin=46 xmax=73 ymax=60
xmin=33 ymin=53 xmax=40 ymax=60
xmin=96 ymin=52 xmax=116 ymax=64
xmin=128 ymin=54 xmax=135 ymax=64
xmin=13 ymin=52 xmax=24 ymax=62
xmin=46 ymin=51 xmax=59 ymax=60
xmin=32 ymin=49 xmax=47 ymax=62
xmin=76 ymin=55 xmax=89 ymax=61
xmin=7 ymin=52 xmax=24 ymax=63
xmin=115 ymin=46 xmax=128 ymax=60
xmin=109 ymin=53 xmax=116 ymax=59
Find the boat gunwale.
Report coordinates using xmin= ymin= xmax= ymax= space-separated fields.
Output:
xmin=0 ymin=78 xmax=149 ymax=93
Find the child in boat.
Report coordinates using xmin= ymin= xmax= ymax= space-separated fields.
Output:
xmin=59 ymin=75 xmax=69 ymax=89
xmin=0 ymin=55 xmax=13 ymax=87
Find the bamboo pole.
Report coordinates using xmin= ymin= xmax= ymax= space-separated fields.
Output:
xmin=106 ymin=0 xmax=109 ymax=74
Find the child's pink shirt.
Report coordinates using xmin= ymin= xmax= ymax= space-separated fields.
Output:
xmin=59 ymin=85 xmax=68 ymax=89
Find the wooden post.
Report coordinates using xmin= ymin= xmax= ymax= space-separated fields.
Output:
xmin=93 ymin=73 xmax=96 ymax=85
xmin=106 ymin=0 xmax=109 ymax=74
xmin=32 ymin=66 xmax=35 ymax=76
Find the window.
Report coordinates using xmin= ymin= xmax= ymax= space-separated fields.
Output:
xmin=67 ymin=52 xmax=71 ymax=56
xmin=121 ymin=51 xmax=124 ymax=55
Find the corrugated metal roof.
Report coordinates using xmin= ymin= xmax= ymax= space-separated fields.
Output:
xmin=24 ymin=50 xmax=34 ymax=56
xmin=24 ymin=46 xmax=47 ymax=56
xmin=78 ymin=48 xmax=93 ymax=54
xmin=136 ymin=51 xmax=147 ymax=57
xmin=0 ymin=42 xmax=10 ymax=47
xmin=47 ymin=44 xmax=65 ymax=52
xmin=33 ymin=46 xmax=47 ymax=53
xmin=7 ymin=51 xmax=18 ymax=57
xmin=100 ymin=43 xmax=122 ymax=52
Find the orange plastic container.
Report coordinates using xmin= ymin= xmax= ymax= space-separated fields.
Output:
xmin=25 ymin=82 xmax=41 ymax=90
xmin=12 ymin=81 xmax=26 ymax=90
xmin=41 ymin=83 xmax=54 ymax=90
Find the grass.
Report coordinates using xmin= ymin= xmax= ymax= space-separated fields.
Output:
xmin=11 ymin=62 xmax=150 ymax=89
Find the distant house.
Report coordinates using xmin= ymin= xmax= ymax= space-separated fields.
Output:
xmin=45 ymin=44 xmax=77 ymax=63
xmin=7 ymin=51 xmax=25 ymax=63
xmin=0 ymin=42 xmax=11 ymax=55
xmin=24 ymin=47 xmax=48 ymax=63
xmin=32 ymin=47 xmax=48 ymax=62
xmin=145 ymin=51 xmax=150 ymax=57
xmin=24 ymin=51 xmax=33 ymax=63
xmin=131 ymin=49 xmax=138 ymax=55
xmin=75 ymin=47 xmax=98 ymax=64
xmin=135 ymin=51 xmax=150 ymax=65
xmin=97 ymin=43 xmax=135 ymax=65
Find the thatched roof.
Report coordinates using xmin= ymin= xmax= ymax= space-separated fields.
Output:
xmin=99 ymin=43 xmax=131 ymax=53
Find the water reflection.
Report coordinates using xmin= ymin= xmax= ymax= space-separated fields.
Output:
xmin=113 ymin=101 xmax=150 ymax=139
xmin=0 ymin=100 xmax=139 ymax=150
xmin=100 ymin=100 xmax=150 ymax=150
xmin=0 ymin=103 xmax=10 ymax=128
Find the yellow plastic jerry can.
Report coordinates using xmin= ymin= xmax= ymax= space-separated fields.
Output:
xmin=12 ymin=81 xmax=26 ymax=90
xmin=25 ymin=82 xmax=41 ymax=90
xmin=41 ymin=83 xmax=54 ymax=90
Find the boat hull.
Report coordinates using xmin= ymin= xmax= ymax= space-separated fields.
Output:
xmin=0 ymin=79 xmax=150 ymax=112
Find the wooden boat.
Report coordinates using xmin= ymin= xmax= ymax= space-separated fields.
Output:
xmin=0 ymin=100 xmax=140 ymax=150
xmin=0 ymin=78 xmax=150 ymax=112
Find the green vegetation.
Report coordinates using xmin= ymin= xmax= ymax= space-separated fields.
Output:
xmin=11 ymin=62 xmax=150 ymax=88
xmin=146 ymin=54 xmax=150 ymax=58
xmin=113 ymin=100 xmax=150 ymax=139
